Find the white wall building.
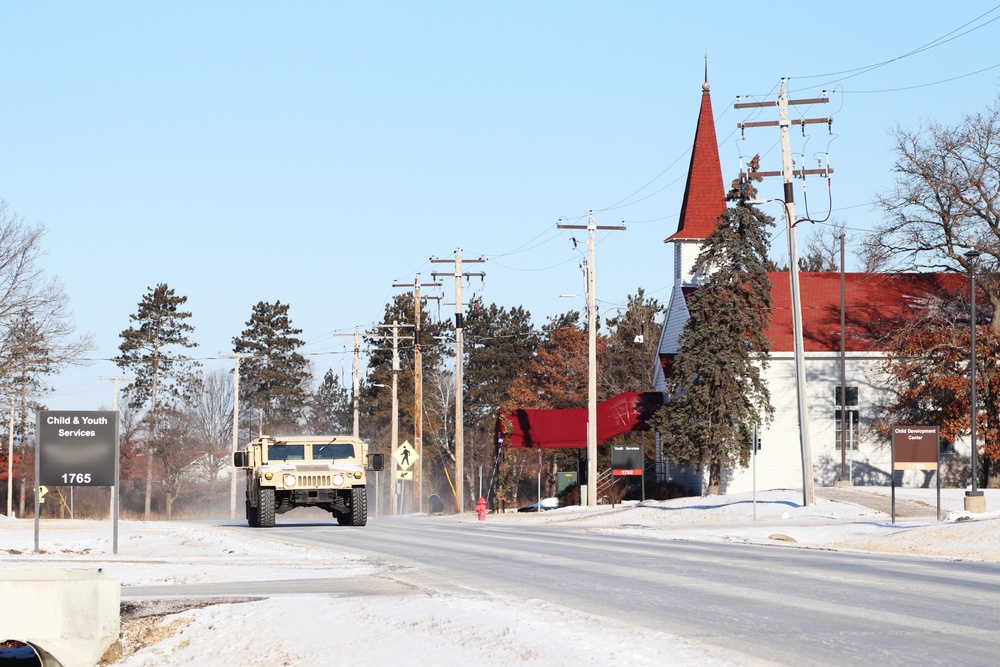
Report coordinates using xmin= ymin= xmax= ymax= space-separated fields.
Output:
xmin=653 ymin=78 xmax=969 ymax=494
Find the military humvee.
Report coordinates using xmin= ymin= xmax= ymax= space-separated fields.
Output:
xmin=233 ymin=435 xmax=384 ymax=527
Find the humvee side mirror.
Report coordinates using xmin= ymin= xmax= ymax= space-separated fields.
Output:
xmin=233 ymin=451 xmax=247 ymax=468
xmin=367 ymin=453 xmax=384 ymax=471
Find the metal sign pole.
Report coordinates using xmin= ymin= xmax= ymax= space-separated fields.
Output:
xmin=34 ymin=413 xmax=40 ymax=554
xmin=114 ymin=413 xmax=120 ymax=554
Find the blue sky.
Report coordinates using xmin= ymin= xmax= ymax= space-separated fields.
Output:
xmin=3 ymin=2 xmax=999 ymax=411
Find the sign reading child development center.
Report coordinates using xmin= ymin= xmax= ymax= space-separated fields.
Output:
xmin=890 ymin=425 xmax=941 ymax=522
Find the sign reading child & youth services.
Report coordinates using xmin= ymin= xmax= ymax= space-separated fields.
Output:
xmin=34 ymin=410 xmax=121 ymax=555
xmin=37 ymin=410 xmax=118 ymax=486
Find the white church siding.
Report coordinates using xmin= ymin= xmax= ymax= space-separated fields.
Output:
xmin=715 ymin=351 xmax=969 ymax=495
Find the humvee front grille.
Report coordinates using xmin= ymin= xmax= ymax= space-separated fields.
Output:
xmin=297 ymin=474 xmax=333 ymax=487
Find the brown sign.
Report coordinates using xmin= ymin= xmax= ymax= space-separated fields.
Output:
xmin=892 ymin=425 xmax=939 ymax=471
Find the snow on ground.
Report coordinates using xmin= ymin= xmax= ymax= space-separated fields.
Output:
xmin=2 ymin=487 xmax=1000 ymax=666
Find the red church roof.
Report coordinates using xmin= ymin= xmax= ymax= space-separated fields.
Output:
xmin=767 ymin=272 xmax=968 ymax=353
xmin=666 ymin=80 xmax=726 ymax=242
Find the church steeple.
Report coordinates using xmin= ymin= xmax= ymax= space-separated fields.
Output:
xmin=665 ymin=72 xmax=726 ymax=244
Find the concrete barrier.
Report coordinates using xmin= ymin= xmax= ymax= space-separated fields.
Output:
xmin=0 ymin=569 xmax=120 ymax=667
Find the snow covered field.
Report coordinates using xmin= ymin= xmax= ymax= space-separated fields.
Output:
xmin=3 ymin=487 xmax=999 ymax=666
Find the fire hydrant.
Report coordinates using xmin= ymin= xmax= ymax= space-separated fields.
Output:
xmin=475 ymin=497 xmax=487 ymax=521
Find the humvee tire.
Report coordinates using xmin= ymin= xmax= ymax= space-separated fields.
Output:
xmin=258 ymin=486 xmax=275 ymax=528
xmin=349 ymin=487 xmax=367 ymax=526
xmin=246 ymin=499 xmax=259 ymax=527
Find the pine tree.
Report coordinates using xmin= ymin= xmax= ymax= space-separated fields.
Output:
xmin=464 ymin=297 xmax=538 ymax=430
xmin=657 ymin=184 xmax=775 ymax=495
xmin=361 ymin=293 xmax=453 ymax=473
xmin=308 ymin=368 xmax=354 ymax=435
xmin=601 ymin=289 xmax=664 ymax=397
xmin=117 ymin=283 xmax=200 ymax=519
xmin=232 ymin=301 xmax=311 ymax=435
xmin=463 ymin=297 xmax=539 ymax=502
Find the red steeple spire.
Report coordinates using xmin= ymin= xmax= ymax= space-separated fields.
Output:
xmin=666 ymin=74 xmax=726 ymax=242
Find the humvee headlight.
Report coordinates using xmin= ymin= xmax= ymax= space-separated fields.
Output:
xmin=353 ymin=471 xmax=362 ymax=479
xmin=284 ymin=474 xmax=297 ymax=486
xmin=333 ymin=474 xmax=345 ymax=486
xmin=264 ymin=472 xmax=273 ymax=480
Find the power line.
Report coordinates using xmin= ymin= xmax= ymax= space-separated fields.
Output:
xmin=791 ymin=5 xmax=1000 ymax=82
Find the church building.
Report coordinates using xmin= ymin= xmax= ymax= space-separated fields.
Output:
xmin=652 ymin=77 xmax=970 ymax=494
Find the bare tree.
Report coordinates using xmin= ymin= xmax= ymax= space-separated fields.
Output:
xmin=866 ymin=96 xmax=1000 ymax=327
xmin=154 ymin=406 xmax=200 ymax=520
xmin=799 ymin=220 xmax=853 ymax=272
xmin=187 ymin=368 xmax=234 ymax=482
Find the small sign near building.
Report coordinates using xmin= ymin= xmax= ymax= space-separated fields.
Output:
xmin=610 ymin=444 xmax=644 ymax=507
xmin=891 ymin=425 xmax=940 ymax=522
xmin=611 ymin=445 xmax=642 ymax=476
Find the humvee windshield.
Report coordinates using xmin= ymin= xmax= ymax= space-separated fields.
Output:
xmin=267 ymin=444 xmax=305 ymax=461
xmin=314 ymin=443 xmax=356 ymax=460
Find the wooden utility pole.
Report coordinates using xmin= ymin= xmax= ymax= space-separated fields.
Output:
xmin=393 ymin=274 xmax=443 ymax=513
xmin=431 ymin=250 xmax=485 ymax=513
xmin=371 ymin=322 xmax=413 ymax=513
xmin=556 ymin=212 xmax=625 ymax=506
xmin=330 ymin=329 xmax=363 ymax=438
xmin=736 ymin=78 xmax=833 ymax=506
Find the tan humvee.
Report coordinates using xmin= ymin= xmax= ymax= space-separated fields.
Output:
xmin=233 ymin=435 xmax=384 ymax=527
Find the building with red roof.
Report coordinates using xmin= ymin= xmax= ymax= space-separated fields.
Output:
xmin=653 ymin=78 xmax=968 ymax=495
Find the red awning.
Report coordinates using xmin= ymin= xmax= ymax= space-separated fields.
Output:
xmin=496 ymin=392 xmax=663 ymax=449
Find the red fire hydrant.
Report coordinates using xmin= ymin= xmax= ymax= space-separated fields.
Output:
xmin=475 ymin=497 xmax=487 ymax=521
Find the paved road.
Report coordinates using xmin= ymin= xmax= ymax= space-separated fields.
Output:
xmin=129 ymin=517 xmax=1000 ymax=667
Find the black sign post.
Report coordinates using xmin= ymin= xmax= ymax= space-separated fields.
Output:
xmin=35 ymin=411 xmax=120 ymax=553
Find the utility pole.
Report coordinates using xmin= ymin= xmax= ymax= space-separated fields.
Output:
xmin=351 ymin=329 xmax=360 ymax=438
xmin=218 ymin=354 xmax=251 ymax=519
xmin=330 ymin=330 xmax=364 ymax=438
xmin=393 ymin=274 xmax=443 ymax=513
xmin=557 ymin=212 xmax=625 ymax=506
xmin=736 ymin=78 xmax=833 ymax=506
xmin=100 ymin=376 xmax=133 ymax=520
xmin=431 ymin=249 xmax=485 ymax=513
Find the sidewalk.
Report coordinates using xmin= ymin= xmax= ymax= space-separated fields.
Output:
xmin=816 ymin=487 xmax=941 ymax=519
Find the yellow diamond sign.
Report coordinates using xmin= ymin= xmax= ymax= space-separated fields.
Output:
xmin=392 ymin=440 xmax=418 ymax=470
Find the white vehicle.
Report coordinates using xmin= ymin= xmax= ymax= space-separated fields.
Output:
xmin=233 ymin=435 xmax=384 ymax=527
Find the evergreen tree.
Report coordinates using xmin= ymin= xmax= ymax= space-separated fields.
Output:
xmin=308 ymin=368 xmax=354 ymax=435
xmin=232 ymin=301 xmax=311 ymax=435
xmin=463 ymin=297 xmax=539 ymax=503
xmin=362 ymin=294 xmax=452 ymax=504
xmin=601 ymin=289 xmax=664 ymax=397
xmin=463 ymin=297 xmax=538 ymax=430
xmin=656 ymin=183 xmax=775 ymax=495
xmin=117 ymin=283 xmax=200 ymax=520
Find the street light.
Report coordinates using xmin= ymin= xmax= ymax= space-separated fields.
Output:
xmin=964 ymin=249 xmax=984 ymax=511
